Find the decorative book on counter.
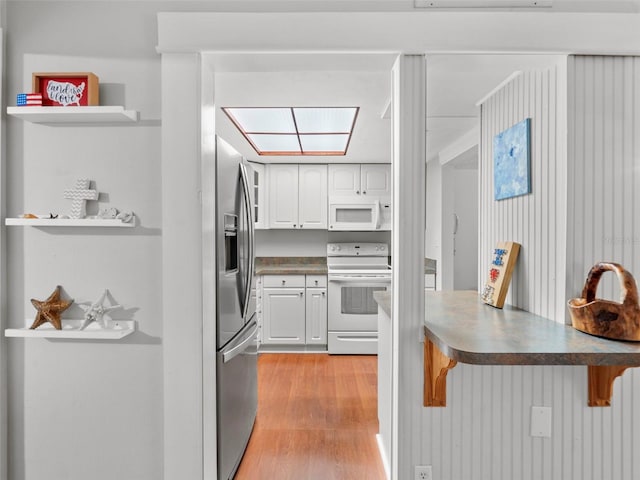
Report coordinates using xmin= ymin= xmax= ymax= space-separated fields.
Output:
xmin=481 ymin=241 xmax=520 ymax=309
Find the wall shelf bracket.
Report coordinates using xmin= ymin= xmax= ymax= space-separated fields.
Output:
xmin=423 ymin=337 xmax=457 ymax=407
xmin=588 ymin=365 xmax=630 ymax=407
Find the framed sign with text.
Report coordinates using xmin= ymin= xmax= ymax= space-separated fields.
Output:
xmin=32 ymin=72 xmax=99 ymax=107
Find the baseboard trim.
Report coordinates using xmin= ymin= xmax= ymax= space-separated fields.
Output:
xmin=376 ymin=433 xmax=391 ymax=480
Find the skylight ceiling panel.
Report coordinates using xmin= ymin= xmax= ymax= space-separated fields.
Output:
xmin=247 ymin=134 xmax=301 ymax=154
xmin=293 ymin=107 xmax=358 ymax=133
xmin=299 ymin=134 xmax=350 ymax=153
xmin=225 ymin=107 xmax=296 ymax=133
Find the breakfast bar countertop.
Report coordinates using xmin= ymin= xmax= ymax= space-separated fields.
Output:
xmin=374 ymin=290 xmax=640 ymax=366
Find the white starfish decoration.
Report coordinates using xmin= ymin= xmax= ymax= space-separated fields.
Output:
xmin=79 ymin=289 xmax=122 ymax=329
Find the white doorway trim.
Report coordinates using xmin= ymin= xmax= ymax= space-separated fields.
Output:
xmin=390 ymin=54 xmax=426 ymax=480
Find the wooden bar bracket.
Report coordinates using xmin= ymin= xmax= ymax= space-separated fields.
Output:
xmin=588 ymin=365 xmax=630 ymax=407
xmin=424 ymin=337 xmax=457 ymax=407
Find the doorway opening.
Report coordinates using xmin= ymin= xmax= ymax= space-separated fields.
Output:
xmin=206 ymin=51 xmax=396 ymax=479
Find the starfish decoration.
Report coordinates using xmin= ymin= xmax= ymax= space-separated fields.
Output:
xmin=30 ymin=286 xmax=73 ymax=330
xmin=79 ymin=289 xmax=122 ymax=329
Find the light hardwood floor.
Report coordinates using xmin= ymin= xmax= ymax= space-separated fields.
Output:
xmin=234 ymin=353 xmax=387 ymax=480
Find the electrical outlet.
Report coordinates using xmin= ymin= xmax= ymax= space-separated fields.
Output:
xmin=415 ymin=465 xmax=432 ymax=480
xmin=531 ymin=406 xmax=552 ymax=437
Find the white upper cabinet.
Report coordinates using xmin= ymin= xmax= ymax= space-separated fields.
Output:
xmin=328 ymin=164 xmax=391 ymax=198
xmin=269 ymin=164 xmax=299 ymax=228
xmin=248 ymin=162 xmax=268 ymax=229
xmin=328 ymin=164 xmax=361 ymax=196
xmin=361 ymin=164 xmax=391 ymax=197
xmin=298 ymin=164 xmax=328 ymax=228
xmin=268 ymin=164 xmax=327 ymax=229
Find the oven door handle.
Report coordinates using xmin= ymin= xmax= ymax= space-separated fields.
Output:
xmin=328 ymin=275 xmax=391 ymax=283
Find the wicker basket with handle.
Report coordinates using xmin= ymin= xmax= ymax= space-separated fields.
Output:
xmin=568 ymin=262 xmax=640 ymax=341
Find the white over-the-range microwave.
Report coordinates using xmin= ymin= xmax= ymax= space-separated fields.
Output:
xmin=328 ymin=199 xmax=392 ymax=231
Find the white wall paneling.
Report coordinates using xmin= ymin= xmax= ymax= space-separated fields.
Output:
xmin=391 ymin=54 xmax=426 ymax=480
xmin=479 ymin=59 xmax=568 ymax=323
xmin=417 ymin=364 xmax=640 ymax=480
xmin=409 ymin=54 xmax=640 ymax=480
xmin=0 ymin=28 xmax=6 ymax=480
xmin=566 ymin=56 xmax=640 ymax=305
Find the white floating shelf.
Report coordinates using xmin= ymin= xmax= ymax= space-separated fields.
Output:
xmin=5 ymin=319 xmax=136 ymax=340
xmin=5 ymin=217 xmax=135 ymax=227
xmin=7 ymin=106 xmax=139 ymax=124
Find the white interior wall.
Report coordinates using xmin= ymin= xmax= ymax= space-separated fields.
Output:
xmin=4 ymin=4 xmax=164 ymax=479
xmin=452 ymin=166 xmax=478 ymax=290
xmin=425 ymin=159 xmax=442 ymax=290
xmin=440 ymin=164 xmax=455 ymax=290
xmin=479 ymin=59 xmax=568 ymax=322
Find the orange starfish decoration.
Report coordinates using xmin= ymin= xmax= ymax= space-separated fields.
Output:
xmin=30 ymin=286 xmax=73 ymax=330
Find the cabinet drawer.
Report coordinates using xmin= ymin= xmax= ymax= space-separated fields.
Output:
xmin=263 ymin=275 xmax=305 ymax=288
xmin=305 ymin=275 xmax=327 ymax=288
xmin=328 ymin=332 xmax=378 ymax=354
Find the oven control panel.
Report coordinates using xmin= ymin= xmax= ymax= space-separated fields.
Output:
xmin=327 ymin=243 xmax=389 ymax=256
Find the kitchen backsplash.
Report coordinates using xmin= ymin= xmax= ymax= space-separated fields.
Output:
xmin=255 ymin=229 xmax=391 ymax=257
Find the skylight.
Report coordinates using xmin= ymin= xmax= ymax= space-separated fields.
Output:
xmin=222 ymin=107 xmax=359 ymax=156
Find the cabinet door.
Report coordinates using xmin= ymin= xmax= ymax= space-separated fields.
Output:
xmin=262 ymin=287 xmax=306 ymax=344
xmin=248 ymin=162 xmax=268 ymax=229
xmin=268 ymin=165 xmax=299 ymax=228
xmin=361 ymin=164 xmax=391 ymax=197
xmin=328 ymin=164 xmax=361 ymax=197
xmin=298 ymin=164 xmax=327 ymax=229
xmin=305 ymin=287 xmax=327 ymax=345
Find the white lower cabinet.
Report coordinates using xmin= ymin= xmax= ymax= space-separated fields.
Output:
xmin=262 ymin=287 xmax=306 ymax=345
xmin=305 ymin=288 xmax=327 ymax=345
xmin=260 ymin=274 xmax=327 ymax=347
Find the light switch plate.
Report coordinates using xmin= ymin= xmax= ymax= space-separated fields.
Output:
xmin=531 ymin=406 xmax=552 ymax=437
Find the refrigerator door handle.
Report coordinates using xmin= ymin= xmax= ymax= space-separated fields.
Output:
xmin=239 ymin=163 xmax=255 ymax=320
xmin=222 ymin=321 xmax=258 ymax=364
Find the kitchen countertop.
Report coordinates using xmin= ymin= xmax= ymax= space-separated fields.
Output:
xmin=255 ymin=256 xmax=327 ymax=275
xmin=425 ymin=258 xmax=437 ymax=275
xmin=373 ymin=290 xmax=640 ymax=366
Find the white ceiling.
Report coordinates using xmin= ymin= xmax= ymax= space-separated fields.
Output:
xmin=213 ymin=53 xmax=395 ymax=163
xmin=426 ymin=53 xmax=564 ymax=162
xmin=212 ymin=52 xmax=564 ymax=165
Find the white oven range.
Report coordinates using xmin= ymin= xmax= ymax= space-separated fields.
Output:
xmin=327 ymin=242 xmax=391 ymax=354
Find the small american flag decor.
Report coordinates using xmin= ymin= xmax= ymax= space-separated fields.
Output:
xmin=17 ymin=93 xmax=43 ymax=106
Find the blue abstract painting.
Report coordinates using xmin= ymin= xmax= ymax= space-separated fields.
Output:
xmin=493 ymin=118 xmax=531 ymax=201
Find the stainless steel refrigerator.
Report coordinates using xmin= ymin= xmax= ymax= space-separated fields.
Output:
xmin=215 ymin=137 xmax=257 ymax=480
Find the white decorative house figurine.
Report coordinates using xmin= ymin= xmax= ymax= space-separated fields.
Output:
xmin=94 ymin=207 xmax=134 ymax=223
xmin=63 ymin=179 xmax=99 ymax=219
xmin=79 ymin=289 xmax=122 ymax=329
xmin=115 ymin=211 xmax=134 ymax=223
xmin=97 ymin=207 xmax=118 ymax=219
